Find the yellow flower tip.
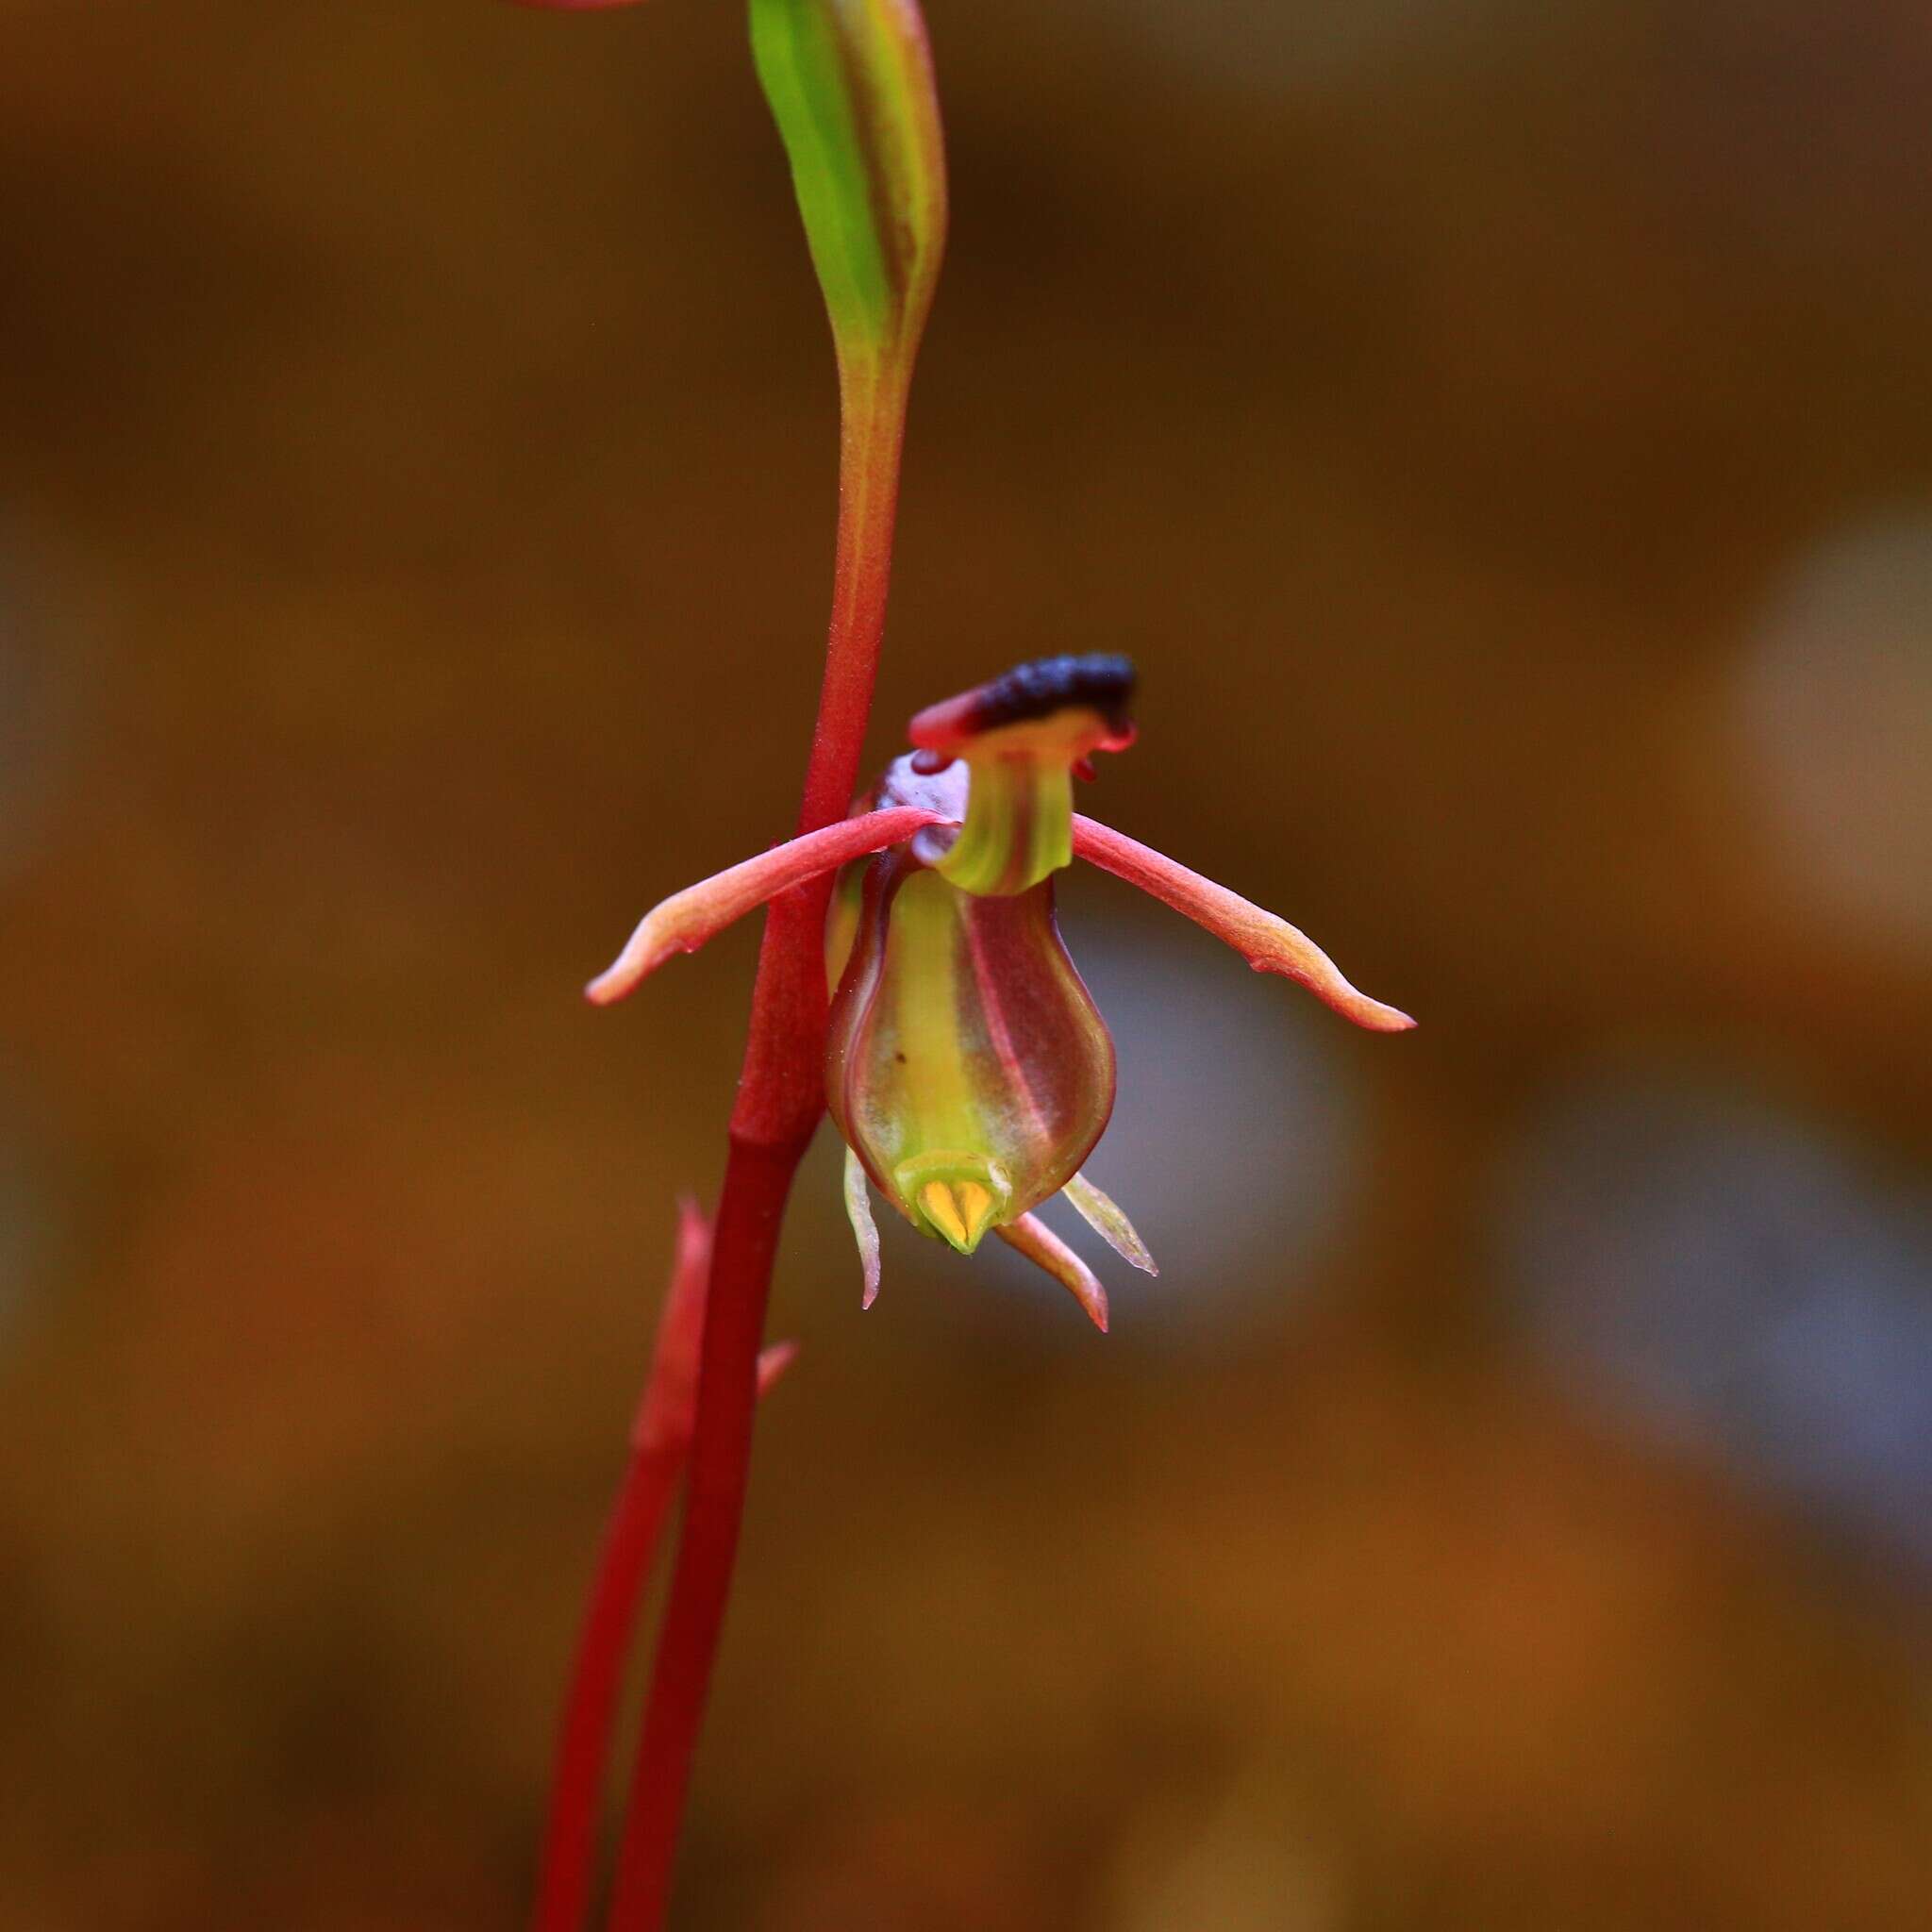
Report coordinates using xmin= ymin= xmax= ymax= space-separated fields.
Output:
xmin=889 ymin=1151 xmax=1013 ymax=1254
xmin=915 ymin=1178 xmax=1001 ymax=1254
xmin=918 ymin=1180 xmax=968 ymax=1247
xmin=956 ymin=1179 xmax=994 ymax=1226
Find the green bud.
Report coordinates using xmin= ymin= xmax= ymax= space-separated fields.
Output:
xmin=749 ymin=0 xmax=948 ymax=371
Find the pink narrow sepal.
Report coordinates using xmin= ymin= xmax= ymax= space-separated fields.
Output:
xmin=995 ymin=1212 xmax=1110 ymax=1332
xmin=588 ymin=805 xmax=950 ymax=1007
xmin=1070 ymin=814 xmax=1415 ymax=1034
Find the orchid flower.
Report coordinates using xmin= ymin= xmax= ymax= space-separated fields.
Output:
xmin=591 ymin=655 xmax=1412 ymax=1330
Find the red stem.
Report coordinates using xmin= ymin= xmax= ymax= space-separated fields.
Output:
xmin=531 ymin=1439 xmax=684 ymax=1932
xmin=797 ymin=365 xmax=908 ymax=837
xmin=531 ymin=1203 xmax=798 ymax=1932
xmin=605 ymin=364 xmax=908 ymax=1930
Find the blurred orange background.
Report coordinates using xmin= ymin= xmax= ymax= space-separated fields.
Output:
xmin=2 ymin=3 xmax=1929 ymax=1927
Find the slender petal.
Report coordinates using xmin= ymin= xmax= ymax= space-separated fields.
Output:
xmin=588 ymin=805 xmax=949 ymax=1007
xmin=995 ymin=1212 xmax=1110 ymax=1332
xmin=1063 ymin=1172 xmax=1158 ymax=1276
xmin=1070 ymin=814 xmax=1416 ymax=1033
xmin=842 ymin=1146 xmax=883 ymax=1308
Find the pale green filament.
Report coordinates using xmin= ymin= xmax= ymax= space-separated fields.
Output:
xmin=934 ymin=756 xmax=1073 ymax=898
xmin=885 ymin=870 xmax=1011 ymax=1250
xmin=843 ymin=1145 xmax=883 ymax=1307
xmin=1062 ymin=1172 xmax=1158 ymax=1275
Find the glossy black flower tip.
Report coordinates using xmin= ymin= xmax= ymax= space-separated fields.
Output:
xmin=970 ymin=654 xmax=1136 ymax=735
xmin=908 ymin=654 xmax=1137 ymax=755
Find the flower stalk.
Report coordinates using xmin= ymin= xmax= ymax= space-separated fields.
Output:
xmin=533 ymin=4 xmax=954 ymax=1927
xmin=523 ymin=4 xmax=1409 ymax=1925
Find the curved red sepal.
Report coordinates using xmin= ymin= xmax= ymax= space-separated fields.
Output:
xmin=1071 ymin=814 xmax=1415 ymax=1034
xmin=588 ymin=804 xmax=950 ymax=1007
xmin=995 ymin=1212 xmax=1109 ymax=1332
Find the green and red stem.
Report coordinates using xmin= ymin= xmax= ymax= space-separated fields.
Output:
xmin=605 ymin=369 xmax=909 ymax=1932
xmin=521 ymin=2 xmax=946 ymax=1921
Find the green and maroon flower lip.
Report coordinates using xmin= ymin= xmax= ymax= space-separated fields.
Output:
xmin=900 ymin=654 xmax=1141 ymax=897
xmin=589 ymin=655 xmax=1413 ymax=1329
